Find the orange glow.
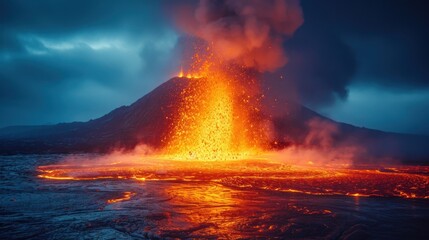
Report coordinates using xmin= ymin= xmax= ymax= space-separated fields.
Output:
xmin=177 ymin=70 xmax=202 ymax=79
xmin=168 ymin=49 xmax=267 ymax=161
xmin=37 ymin=160 xmax=429 ymax=199
xmin=178 ymin=66 xmax=184 ymax=78
xmin=160 ymin=183 xmax=240 ymax=232
xmin=107 ymin=191 xmax=135 ymax=203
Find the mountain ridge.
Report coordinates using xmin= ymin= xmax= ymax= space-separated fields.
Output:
xmin=1 ymin=77 xmax=428 ymax=164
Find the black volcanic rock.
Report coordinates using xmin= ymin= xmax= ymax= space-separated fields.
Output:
xmin=0 ymin=77 xmax=428 ymax=164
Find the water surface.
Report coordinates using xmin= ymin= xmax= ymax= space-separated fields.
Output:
xmin=1 ymin=155 xmax=428 ymax=239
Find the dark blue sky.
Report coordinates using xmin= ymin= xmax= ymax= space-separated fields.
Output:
xmin=1 ymin=0 xmax=428 ymax=135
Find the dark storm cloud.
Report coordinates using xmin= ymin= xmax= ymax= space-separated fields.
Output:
xmin=273 ymin=0 xmax=429 ymax=135
xmin=268 ymin=0 xmax=429 ymax=107
xmin=301 ymin=0 xmax=429 ymax=88
xmin=1 ymin=0 xmax=168 ymax=36
xmin=0 ymin=0 xmax=179 ymax=127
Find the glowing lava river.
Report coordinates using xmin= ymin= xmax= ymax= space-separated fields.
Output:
xmin=37 ymin=157 xmax=429 ymax=199
xmin=0 ymin=154 xmax=428 ymax=239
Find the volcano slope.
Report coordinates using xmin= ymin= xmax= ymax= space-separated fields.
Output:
xmin=0 ymin=77 xmax=428 ymax=164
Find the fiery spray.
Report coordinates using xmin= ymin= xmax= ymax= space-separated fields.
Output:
xmin=163 ymin=49 xmax=268 ymax=160
xmin=162 ymin=0 xmax=304 ymax=160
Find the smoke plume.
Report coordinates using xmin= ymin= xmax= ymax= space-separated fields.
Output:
xmin=273 ymin=118 xmax=365 ymax=167
xmin=174 ymin=0 xmax=303 ymax=72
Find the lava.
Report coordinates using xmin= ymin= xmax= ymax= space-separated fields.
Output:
xmin=37 ymin=158 xmax=429 ymax=199
xmin=164 ymin=49 xmax=268 ymax=161
xmin=107 ymin=191 xmax=136 ymax=204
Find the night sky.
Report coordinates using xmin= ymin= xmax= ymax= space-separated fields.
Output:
xmin=1 ymin=0 xmax=428 ymax=135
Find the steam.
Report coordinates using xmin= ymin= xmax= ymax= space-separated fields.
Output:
xmin=175 ymin=0 xmax=303 ymax=72
xmin=56 ymin=144 xmax=157 ymax=166
xmin=272 ymin=118 xmax=365 ymax=167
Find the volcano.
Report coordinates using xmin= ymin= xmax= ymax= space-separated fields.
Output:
xmin=1 ymin=77 xmax=428 ymax=164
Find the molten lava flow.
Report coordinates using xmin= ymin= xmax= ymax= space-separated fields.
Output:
xmin=107 ymin=191 xmax=135 ymax=204
xmin=37 ymin=159 xmax=429 ymax=199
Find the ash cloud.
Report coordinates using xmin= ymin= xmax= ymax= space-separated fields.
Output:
xmin=276 ymin=0 xmax=429 ymax=107
xmin=263 ymin=28 xmax=356 ymax=107
xmin=173 ymin=0 xmax=304 ymax=72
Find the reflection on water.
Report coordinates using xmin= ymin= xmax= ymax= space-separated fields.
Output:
xmin=159 ymin=184 xmax=241 ymax=238
xmin=107 ymin=191 xmax=136 ymax=204
xmin=157 ymin=182 xmax=340 ymax=239
xmin=1 ymin=155 xmax=429 ymax=239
